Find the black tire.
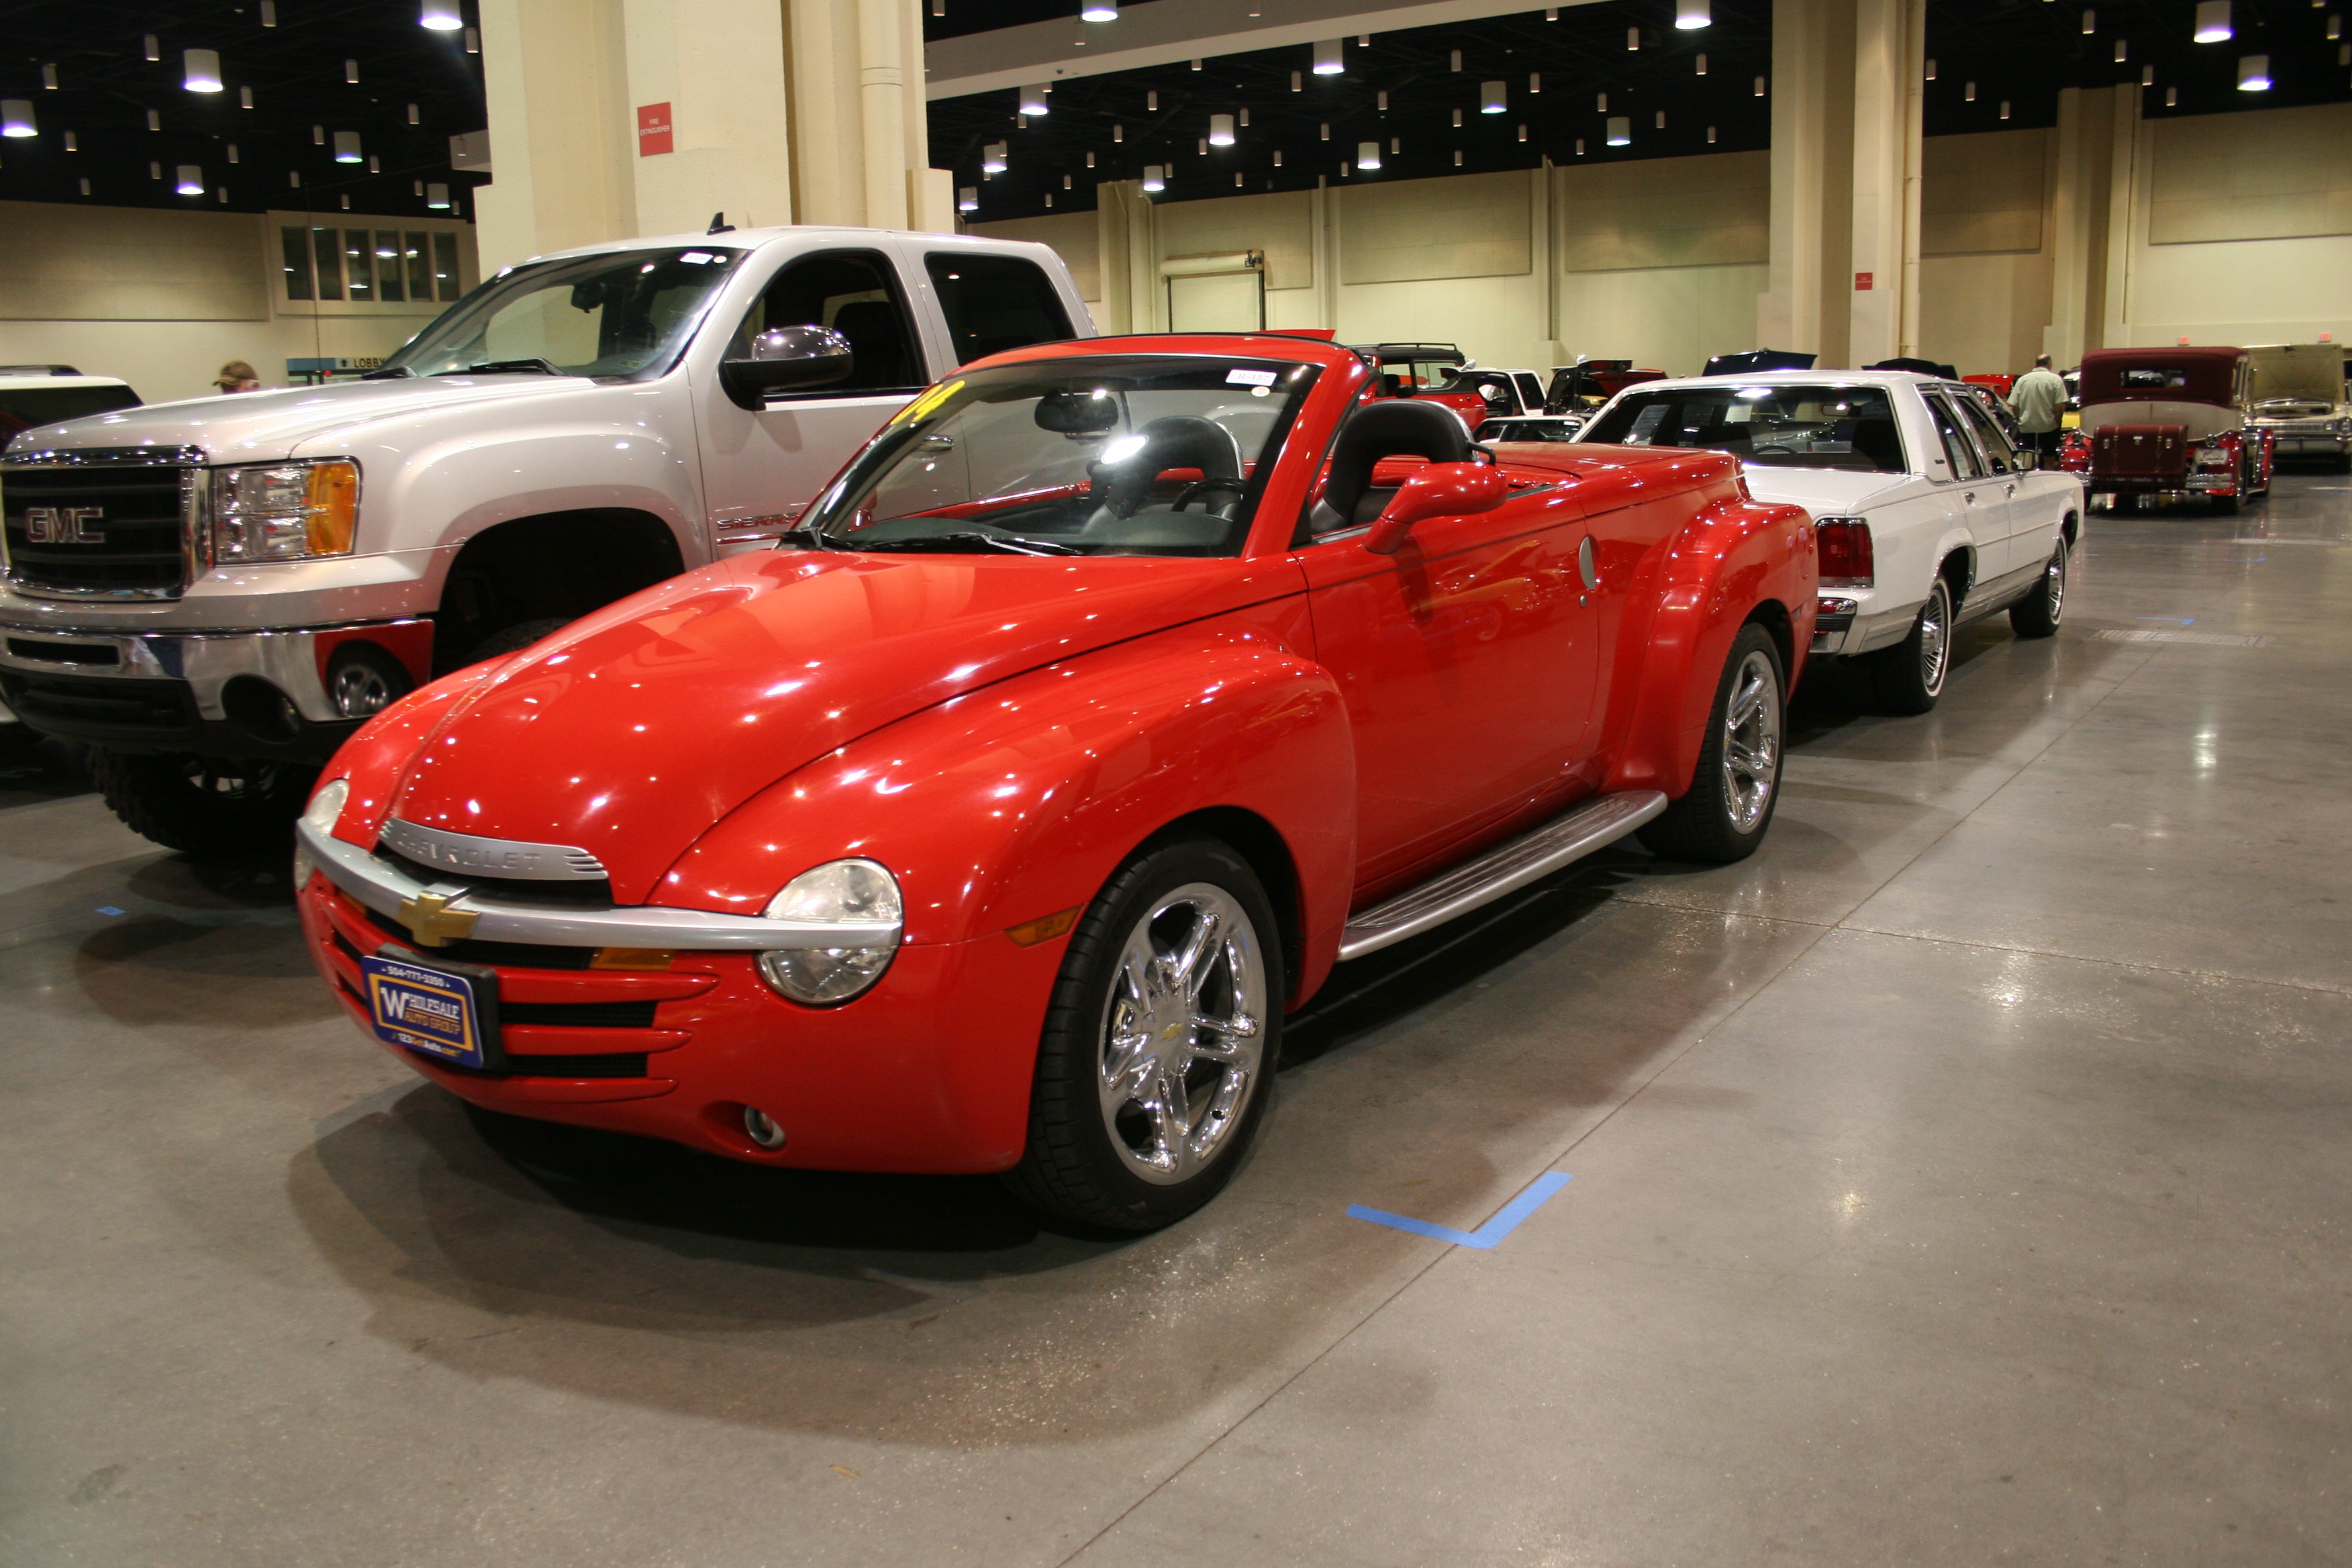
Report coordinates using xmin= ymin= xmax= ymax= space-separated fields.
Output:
xmin=88 ymin=748 xmax=315 ymax=856
xmin=2008 ymin=540 xmax=2068 ymax=639
xmin=1869 ymin=573 xmax=1955 ymax=716
xmin=0 ymin=722 xmax=46 ymax=766
xmin=1003 ymin=838 xmax=1284 ymax=1232
xmin=1636 ymin=623 xmax=1786 ymax=865
xmin=464 ymin=617 xmax=572 ymax=665
xmin=2211 ymin=493 xmax=2240 ymax=516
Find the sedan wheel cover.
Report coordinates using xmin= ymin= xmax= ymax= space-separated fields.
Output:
xmin=1097 ymin=883 xmax=1267 ymax=1185
xmin=1919 ymin=584 xmax=1951 ymax=695
xmin=2046 ymin=548 xmax=2067 ymax=622
xmin=1720 ymin=650 xmax=1783 ymax=834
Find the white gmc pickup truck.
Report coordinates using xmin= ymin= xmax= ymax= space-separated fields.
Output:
xmin=0 ymin=226 xmax=1095 ymax=850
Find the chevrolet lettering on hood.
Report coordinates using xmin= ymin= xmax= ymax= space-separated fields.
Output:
xmin=377 ymin=819 xmax=609 ymax=882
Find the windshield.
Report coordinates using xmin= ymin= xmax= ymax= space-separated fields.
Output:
xmin=379 ymin=246 xmax=745 ymax=379
xmin=1583 ymin=384 xmax=1908 ymax=472
xmin=800 ymin=355 xmax=1319 ymax=557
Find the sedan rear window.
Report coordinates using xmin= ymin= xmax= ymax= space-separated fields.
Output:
xmin=1583 ymin=385 xmax=1908 ymax=473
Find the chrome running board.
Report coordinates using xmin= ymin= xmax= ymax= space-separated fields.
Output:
xmin=1337 ymin=790 xmax=1668 ymax=961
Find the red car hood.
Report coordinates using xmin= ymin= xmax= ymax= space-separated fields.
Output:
xmin=385 ymin=550 xmax=1303 ymax=903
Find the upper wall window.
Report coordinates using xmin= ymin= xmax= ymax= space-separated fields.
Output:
xmin=924 ymin=252 xmax=1073 ymax=366
xmin=281 ymin=225 xmax=467 ymax=304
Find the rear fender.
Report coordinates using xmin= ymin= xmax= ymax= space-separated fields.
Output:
xmin=1602 ymin=497 xmax=1815 ymax=797
xmin=658 ymin=603 xmax=1358 ymax=1007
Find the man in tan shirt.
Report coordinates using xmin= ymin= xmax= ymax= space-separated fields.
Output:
xmin=2008 ymin=354 xmax=2068 ymax=460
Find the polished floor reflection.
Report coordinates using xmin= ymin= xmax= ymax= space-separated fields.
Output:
xmin=5 ymin=475 xmax=2349 ymax=1566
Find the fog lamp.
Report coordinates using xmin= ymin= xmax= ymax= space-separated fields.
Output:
xmin=756 ymin=859 xmax=901 ymax=1005
xmin=211 ymin=460 xmax=359 ymax=561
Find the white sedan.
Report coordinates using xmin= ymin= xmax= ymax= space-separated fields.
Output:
xmin=1571 ymin=371 xmax=2084 ymax=712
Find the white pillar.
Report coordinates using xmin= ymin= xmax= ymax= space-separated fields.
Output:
xmin=2045 ymin=85 xmax=2121 ymax=366
xmin=473 ymin=0 xmax=638 ymax=273
xmin=1847 ymin=0 xmax=1924 ymax=366
xmin=1758 ymin=0 xmax=1831 ymax=358
xmin=856 ymin=0 xmax=909 ymax=229
xmin=620 ymin=0 xmax=795 ymax=238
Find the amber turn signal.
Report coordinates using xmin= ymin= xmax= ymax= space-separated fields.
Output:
xmin=589 ymin=947 xmax=675 ymax=970
xmin=1006 ymin=906 xmax=1081 ymax=947
xmin=304 ymin=461 xmax=360 ymax=555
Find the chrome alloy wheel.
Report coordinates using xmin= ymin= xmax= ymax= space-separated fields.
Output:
xmin=329 ymin=660 xmax=400 ymax=718
xmin=1096 ymin=883 xmax=1267 ymax=1185
xmin=1719 ymin=649 xmax=1783 ymax=834
xmin=1917 ymin=580 xmax=1953 ymax=697
xmin=2044 ymin=546 xmax=2067 ymax=624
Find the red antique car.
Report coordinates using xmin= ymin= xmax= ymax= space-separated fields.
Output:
xmin=2065 ymin=346 xmax=2275 ymax=513
xmin=291 ymin=333 xmax=1815 ymax=1230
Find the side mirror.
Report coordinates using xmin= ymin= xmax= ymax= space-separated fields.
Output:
xmin=720 ymin=326 xmax=853 ymax=410
xmin=1364 ymin=462 xmax=1510 ymax=554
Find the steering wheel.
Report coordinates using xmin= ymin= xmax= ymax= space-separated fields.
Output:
xmin=1170 ymin=475 xmax=1248 ymax=513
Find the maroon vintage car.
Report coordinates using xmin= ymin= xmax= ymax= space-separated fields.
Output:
xmin=2064 ymin=346 xmax=2275 ymax=514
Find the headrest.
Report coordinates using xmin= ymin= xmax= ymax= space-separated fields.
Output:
xmin=1318 ymin=398 xmax=1473 ymax=530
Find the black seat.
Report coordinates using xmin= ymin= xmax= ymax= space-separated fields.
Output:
xmin=1307 ymin=399 xmax=1473 ymax=536
xmin=1083 ymin=415 xmax=1244 ymax=532
xmin=830 ymin=301 xmax=914 ymax=389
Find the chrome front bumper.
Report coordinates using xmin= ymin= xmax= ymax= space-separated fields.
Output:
xmin=299 ymin=819 xmax=897 ymax=952
xmin=0 ymin=619 xmax=425 ymax=723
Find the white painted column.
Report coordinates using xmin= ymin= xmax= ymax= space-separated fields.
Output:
xmin=620 ymin=0 xmax=795 ymax=238
xmin=857 ymin=0 xmax=910 ymax=229
xmin=1847 ymin=0 xmax=1924 ymax=365
xmin=473 ymin=0 xmax=638 ymax=273
xmin=2044 ymin=85 xmax=2120 ymax=366
xmin=1757 ymin=0 xmax=1830 ymax=358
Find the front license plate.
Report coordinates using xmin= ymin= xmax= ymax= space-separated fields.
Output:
xmin=362 ymin=953 xmax=494 ymax=1069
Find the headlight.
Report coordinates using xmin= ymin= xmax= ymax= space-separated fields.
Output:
xmin=755 ymin=859 xmax=902 ymax=1005
xmin=293 ymin=777 xmax=349 ymax=886
xmin=210 ymin=460 xmax=359 ymax=562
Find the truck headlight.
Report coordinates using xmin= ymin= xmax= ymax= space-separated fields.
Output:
xmin=756 ymin=859 xmax=901 ymax=1005
xmin=210 ymin=460 xmax=359 ymax=562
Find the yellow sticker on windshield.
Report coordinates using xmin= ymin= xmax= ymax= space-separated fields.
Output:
xmin=892 ymin=379 xmax=963 ymax=426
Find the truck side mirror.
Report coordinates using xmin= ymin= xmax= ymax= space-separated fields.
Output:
xmin=1364 ymin=462 xmax=1510 ymax=554
xmin=720 ymin=326 xmax=853 ymax=410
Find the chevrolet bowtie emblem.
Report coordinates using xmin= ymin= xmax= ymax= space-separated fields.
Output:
xmin=395 ymin=889 xmax=479 ymax=947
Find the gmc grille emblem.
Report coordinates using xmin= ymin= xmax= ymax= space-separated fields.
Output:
xmin=23 ymin=505 xmax=107 ymax=544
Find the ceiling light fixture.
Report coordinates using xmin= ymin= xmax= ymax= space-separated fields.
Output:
xmin=1356 ymin=140 xmax=1381 ymax=169
xmin=176 ymin=164 xmax=203 ymax=194
xmin=1698 ymin=53 xmax=1709 ymax=74
xmin=1677 ymin=0 xmax=1711 ymax=28
xmin=1451 ymin=48 xmax=1464 ymax=70
xmin=407 ymin=103 xmax=420 ymax=124
xmin=260 ymin=1 xmax=277 ymax=24
xmin=345 ymin=59 xmax=360 ymax=83
xmin=1530 ymin=72 xmax=1542 ymax=91
xmin=1606 ymin=115 xmax=1631 ymax=145
xmin=144 ymin=35 xmax=160 ymax=62
xmin=147 ymin=109 xmax=161 ymax=130
xmin=983 ymin=140 xmax=1007 ymax=173
xmin=428 ymin=182 xmax=450 ymax=207
xmin=1627 ymin=26 xmax=1641 ymax=48
xmin=40 ymin=63 xmax=57 ymax=90
xmin=1313 ymin=38 xmax=1343 ymax=74
xmin=464 ymin=28 xmax=479 ymax=52
xmin=183 ymin=49 xmax=223 ymax=93
xmin=1019 ymin=83 xmax=1048 ymax=114
xmin=240 ymin=86 xmax=254 ymax=107
xmin=1755 ymin=75 xmax=1767 ymax=96
xmin=2237 ymin=52 xmax=2270 ymax=87
xmin=1482 ymin=79 xmax=1507 ymax=112
xmin=2081 ymin=8 xmax=2096 ymax=32
xmin=2194 ymin=1 xmax=2231 ymax=40
xmin=1082 ymin=0 xmax=1118 ymax=20
xmin=1924 ymin=57 xmax=1936 ymax=79
xmin=1142 ymin=164 xmax=1165 ymax=190
xmin=334 ymin=131 xmax=362 ymax=162
xmin=1291 ymin=70 xmax=1302 ymax=90
xmin=958 ymin=185 xmax=977 ymax=211
xmin=2114 ymin=38 xmax=2128 ymax=59
xmin=421 ymin=0 xmax=462 ymax=29
xmin=0 ymin=100 xmax=34 ymax=138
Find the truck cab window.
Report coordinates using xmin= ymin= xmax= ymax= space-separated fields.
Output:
xmin=732 ymin=250 xmax=922 ymax=393
xmin=924 ymin=253 xmax=1074 ymax=366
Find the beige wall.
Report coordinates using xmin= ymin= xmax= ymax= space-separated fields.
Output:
xmin=1916 ymin=130 xmax=2055 ymax=377
xmin=0 ymin=202 xmax=478 ymax=405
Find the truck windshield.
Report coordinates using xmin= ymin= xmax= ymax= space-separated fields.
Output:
xmin=799 ymin=355 xmax=1320 ymax=558
xmin=378 ymin=246 xmax=746 ymax=379
xmin=1583 ymin=384 xmax=1908 ymax=473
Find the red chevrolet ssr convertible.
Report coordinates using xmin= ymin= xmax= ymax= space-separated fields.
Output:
xmin=294 ymin=334 xmax=1816 ymax=1229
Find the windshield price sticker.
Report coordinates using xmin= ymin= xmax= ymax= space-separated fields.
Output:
xmin=361 ymin=954 xmax=489 ymax=1070
xmin=1225 ymin=368 xmax=1278 ymax=386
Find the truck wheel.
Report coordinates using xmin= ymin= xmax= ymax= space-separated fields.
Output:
xmin=1004 ymin=838 xmax=1283 ymax=1232
xmin=465 ymin=618 xmax=571 ymax=665
xmin=1637 ymin=624 xmax=1785 ymax=865
xmin=89 ymin=749 xmax=315 ymax=857
xmin=2008 ymin=542 xmax=2067 ymax=639
xmin=1869 ymin=575 xmax=1954 ymax=716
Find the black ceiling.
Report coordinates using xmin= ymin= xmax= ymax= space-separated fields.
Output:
xmin=931 ymin=0 xmax=2352 ymax=221
xmin=0 ymin=0 xmax=487 ymax=218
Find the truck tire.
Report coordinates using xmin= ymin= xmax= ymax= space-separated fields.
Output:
xmin=1868 ymin=575 xmax=1954 ymax=716
xmin=2008 ymin=542 xmax=2067 ymax=639
xmin=2211 ymin=493 xmax=2239 ymax=516
xmin=1004 ymin=837 xmax=1283 ymax=1232
xmin=465 ymin=618 xmax=572 ymax=665
xmin=1636 ymin=624 xmax=1785 ymax=865
xmin=89 ymin=749 xmax=315 ymax=857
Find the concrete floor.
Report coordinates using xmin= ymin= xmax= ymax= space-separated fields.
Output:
xmin=5 ymin=475 xmax=2350 ymax=1567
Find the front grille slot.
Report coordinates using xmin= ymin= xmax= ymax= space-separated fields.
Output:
xmin=1 ymin=465 xmax=191 ymax=597
xmin=6 ymin=636 xmax=119 ymax=666
xmin=0 ymin=669 xmax=197 ymax=737
xmin=503 ymin=999 xmax=659 ymax=1028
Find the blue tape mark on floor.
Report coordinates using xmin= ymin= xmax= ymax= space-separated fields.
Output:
xmin=95 ymin=906 xmax=124 ymax=917
xmin=1348 ymin=1171 xmax=1572 ymax=1250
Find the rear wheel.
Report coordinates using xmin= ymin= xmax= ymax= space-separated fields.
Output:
xmin=1869 ymin=575 xmax=1955 ymax=715
xmin=1636 ymin=624 xmax=1785 ymax=865
xmin=1005 ymin=838 xmax=1282 ymax=1231
xmin=2008 ymin=542 xmax=2067 ymax=639
xmin=89 ymin=748 xmax=315 ymax=856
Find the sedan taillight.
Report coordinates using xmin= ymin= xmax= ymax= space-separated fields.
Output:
xmin=1816 ymin=517 xmax=1873 ymax=587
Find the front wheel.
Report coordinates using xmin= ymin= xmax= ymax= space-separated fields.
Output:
xmin=2008 ymin=541 xmax=2068 ymax=639
xmin=1004 ymin=838 xmax=1283 ymax=1232
xmin=88 ymin=749 xmax=315 ymax=856
xmin=1636 ymin=624 xmax=1785 ymax=865
xmin=1869 ymin=574 xmax=1955 ymax=716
